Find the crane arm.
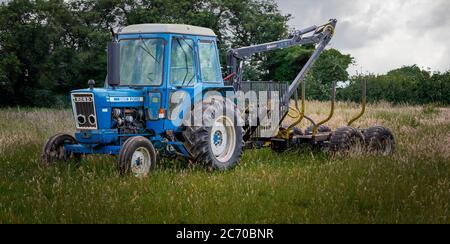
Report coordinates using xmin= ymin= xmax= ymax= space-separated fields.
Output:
xmin=226 ymin=19 xmax=337 ymax=99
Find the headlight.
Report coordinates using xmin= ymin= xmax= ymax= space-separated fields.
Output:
xmin=77 ymin=114 xmax=86 ymax=125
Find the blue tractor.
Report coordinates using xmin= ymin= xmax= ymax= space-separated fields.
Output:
xmin=41 ymin=20 xmax=395 ymax=177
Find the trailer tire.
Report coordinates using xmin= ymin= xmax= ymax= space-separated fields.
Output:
xmin=118 ymin=136 xmax=156 ymax=178
xmin=271 ymin=138 xmax=288 ymax=153
xmin=305 ymin=125 xmax=332 ymax=135
xmin=182 ymin=95 xmax=243 ymax=171
xmin=330 ymin=127 xmax=365 ymax=154
xmin=364 ymin=126 xmax=395 ymax=156
xmin=41 ymin=134 xmax=81 ymax=166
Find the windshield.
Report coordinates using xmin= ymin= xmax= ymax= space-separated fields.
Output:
xmin=120 ymin=38 xmax=164 ymax=86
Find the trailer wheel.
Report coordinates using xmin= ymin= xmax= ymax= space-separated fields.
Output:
xmin=330 ymin=127 xmax=365 ymax=154
xmin=118 ymin=136 xmax=157 ymax=178
xmin=271 ymin=138 xmax=288 ymax=153
xmin=305 ymin=125 xmax=331 ymax=135
xmin=364 ymin=126 xmax=395 ymax=156
xmin=41 ymin=134 xmax=81 ymax=166
xmin=182 ymin=95 xmax=243 ymax=171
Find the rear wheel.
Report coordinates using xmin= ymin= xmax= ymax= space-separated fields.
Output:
xmin=330 ymin=127 xmax=365 ymax=154
xmin=182 ymin=96 xmax=243 ymax=170
xmin=364 ymin=126 xmax=395 ymax=156
xmin=41 ymin=134 xmax=81 ymax=166
xmin=118 ymin=136 xmax=157 ymax=178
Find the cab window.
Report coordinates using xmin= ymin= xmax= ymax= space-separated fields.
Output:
xmin=199 ymin=40 xmax=221 ymax=82
xmin=120 ymin=38 xmax=164 ymax=86
xmin=170 ymin=38 xmax=197 ymax=86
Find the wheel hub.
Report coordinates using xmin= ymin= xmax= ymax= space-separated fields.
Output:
xmin=131 ymin=147 xmax=151 ymax=177
xmin=210 ymin=116 xmax=236 ymax=163
xmin=213 ymin=131 xmax=223 ymax=146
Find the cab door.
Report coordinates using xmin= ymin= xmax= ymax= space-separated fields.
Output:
xmin=164 ymin=35 xmax=199 ymax=130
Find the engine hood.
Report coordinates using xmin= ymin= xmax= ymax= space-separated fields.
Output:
xmin=71 ymin=87 xmax=145 ymax=107
xmin=70 ymin=87 xmax=146 ymax=130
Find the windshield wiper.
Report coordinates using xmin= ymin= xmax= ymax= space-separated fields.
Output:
xmin=181 ymin=39 xmax=196 ymax=86
xmin=176 ymin=39 xmax=196 ymax=86
xmin=176 ymin=38 xmax=190 ymax=86
xmin=139 ymin=38 xmax=160 ymax=64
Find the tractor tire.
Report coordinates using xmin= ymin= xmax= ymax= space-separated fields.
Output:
xmin=305 ymin=125 xmax=332 ymax=135
xmin=182 ymin=95 xmax=244 ymax=171
xmin=41 ymin=134 xmax=81 ymax=166
xmin=118 ymin=136 xmax=157 ymax=178
xmin=330 ymin=127 xmax=365 ymax=154
xmin=364 ymin=126 xmax=395 ymax=156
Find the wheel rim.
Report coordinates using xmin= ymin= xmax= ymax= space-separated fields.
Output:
xmin=210 ymin=116 xmax=236 ymax=163
xmin=131 ymin=147 xmax=151 ymax=177
xmin=46 ymin=138 xmax=73 ymax=163
xmin=47 ymin=145 xmax=64 ymax=162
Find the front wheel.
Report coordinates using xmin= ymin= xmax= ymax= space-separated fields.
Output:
xmin=41 ymin=134 xmax=81 ymax=166
xmin=118 ymin=136 xmax=157 ymax=178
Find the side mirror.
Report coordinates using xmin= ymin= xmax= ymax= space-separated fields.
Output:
xmin=107 ymin=41 xmax=120 ymax=87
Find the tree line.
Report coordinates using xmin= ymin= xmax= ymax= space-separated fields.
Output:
xmin=0 ymin=0 xmax=448 ymax=107
xmin=338 ymin=66 xmax=450 ymax=105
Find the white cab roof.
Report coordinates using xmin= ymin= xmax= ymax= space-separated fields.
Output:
xmin=119 ymin=24 xmax=216 ymax=37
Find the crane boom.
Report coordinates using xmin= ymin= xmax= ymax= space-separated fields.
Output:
xmin=226 ymin=19 xmax=337 ymax=108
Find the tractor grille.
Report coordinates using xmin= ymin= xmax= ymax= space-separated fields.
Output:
xmin=71 ymin=93 xmax=98 ymax=130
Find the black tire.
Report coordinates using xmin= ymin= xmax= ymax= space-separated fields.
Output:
xmin=364 ymin=126 xmax=395 ymax=156
xmin=330 ymin=127 xmax=365 ymax=154
xmin=118 ymin=136 xmax=157 ymax=177
xmin=182 ymin=95 xmax=244 ymax=171
xmin=41 ymin=134 xmax=81 ymax=166
xmin=305 ymin=125 xmax=332 ymax=135
xmin=271 ymin=138 xmax=288 ymax=153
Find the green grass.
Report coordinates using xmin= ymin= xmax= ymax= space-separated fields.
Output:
xmin=0 ymin=103 xmax=449 ymax=223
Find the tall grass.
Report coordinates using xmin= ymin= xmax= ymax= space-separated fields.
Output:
xmin=0 ymin=102 xmax=449 ymax=223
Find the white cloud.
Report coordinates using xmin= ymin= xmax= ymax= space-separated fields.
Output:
xmin=275 ymin=0 xmax=450 ymax=74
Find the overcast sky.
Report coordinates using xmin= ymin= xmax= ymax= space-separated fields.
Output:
xmin=1 ymin=0 xmax=448 ymax=75
xmin=275 ymin=0 xmax=450 ymax=75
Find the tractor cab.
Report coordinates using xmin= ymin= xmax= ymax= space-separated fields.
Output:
xmin=108 ymin=24 xmax=227 ymax=133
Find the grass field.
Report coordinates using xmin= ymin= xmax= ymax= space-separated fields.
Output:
xmin=0 ymin=101 xmax=449 ymax=223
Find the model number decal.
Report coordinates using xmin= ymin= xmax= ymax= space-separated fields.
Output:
xmin=73 ymin=96 xmax=93 ymax=103
xmin=108 ymin=97 xmax=144 ymax=102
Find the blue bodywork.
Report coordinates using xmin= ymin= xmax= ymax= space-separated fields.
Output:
xmin=65 ymin=32 xmax=233 ymax=158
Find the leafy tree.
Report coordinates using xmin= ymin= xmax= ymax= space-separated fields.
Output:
xmin=0 ymin=0 xmax=291 ymax=107
xmin=338 ymin=65 xmax=450 ymax=105
xmin=310 ymin=48 xmax=353 ymax=85
xmin=264 ymin=46 xmax=354 ymax=101
xmin=0 ymin=0 xmax=448 ymax=107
